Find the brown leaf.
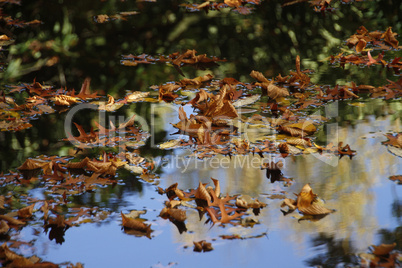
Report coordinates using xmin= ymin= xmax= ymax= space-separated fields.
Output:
xmin=389 ymin=175 xmax=402 ymax=184
xmin=18 ymin=204 xmax=35 ymax=219
xmin=250 ymin=70 xmax=270 ymax=83
xmin=281 ymin=198 xmax=297 ymax=211
xmin=286 ymin=137 xmax=312 ymax=147
xmin=41 ymin=201 xmax=49 ymax=221
xmin=0 ymin=196 xmax=4 ymax=209
xmin=371 ymin=243 xmax=396 ymax=256
xmin=51 ymin=95 xmax=80 ymax=106
xmin=0 ymin=220 xmax=9 ymax=234
xmin=0 ymin=243 xmax=26 ymax=262
xmin=121 ymin=212 xmax=151 ymax=232
xmin=17 ymin=159 xmax=52 ymax=172
xmin=126 ymin=91 xmax=150 ymax=102
xmin=75 ymin=77 xmax=99 ymax=99
xmin=193 ymin=240 xmax=213 ymax=252
xmin=381 ymin=27 xmax=399 ymax=49
xmin=382 ymin=133 xmax=402 ymax=148
xmin=195 ymin=182 xmax=212 ymax=203
xmin=356 ymin=39 xmax=367 ymax=53
xmin=167 ymin=208 xmax=187 ymax=222
xmin=294 ymin=184 xmax=334 ymax=216
xmin=297 ymin=202 xmax=334 ymax=215
xmin=0 ymin=215 xmax=26 ymax=226
xmin=210 ymin=178 xmax=220 ymax=198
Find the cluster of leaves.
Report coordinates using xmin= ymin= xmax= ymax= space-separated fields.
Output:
xmin=153 ymin=55 xmax=357 ymax=160
xmin=121 ymin=49 xmax=227 ymax=75
xmin=158 ymin=178 xmax=266 ymax=229
xmin=0 ymin=7 xmax=42 ymax=29
xmin=0 ymin=242 xmax=81 ymax=267
xmin=180 ymin=0 xmax=262 ymax=15
xmin=117 ymin=177 xmax=269 ymax=248
xmin=0 ymin=78 xmax=99 ymax=131
xmin=330 ymin=26 xmax=402 ymax=75
xmin=65 ymin=114 xmax=151 ymax=150
xmin=0 ymin=78 xmax=153 ymax=131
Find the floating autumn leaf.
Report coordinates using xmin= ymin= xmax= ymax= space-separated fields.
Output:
xmin=337 ymin=142 xmax=357 ymax=159
xmin=158 ymin=83 xmax=180 ymax=102
xmin=250 ymin=70 xmax=289 ymax=100
xmin=67 ymin=156 xmax=125 ymax=176
xmin=121 ymin=211 xmax=152 ymax=239
xmin=165 ymin=182 xmax=186 ymax=200
xmin=381 ymin=27 xmax=399 ymax=49
xmin=51 ymin=95 xmax=80 ymax=106
xmin=159 ymin=207 xmax=187 ymax=222
xmin=125 ymin=91 xmax=150 ymax=102
xmin=281 ymin=184 xmax=335 ymax=216
xmin=0 ymin=196 xmax=4 ymax=209
xmin=17 ymin=158 xmax=53 ymax=174
xmin=0 ymin=243 xmax=59 ymax=267
xmin=355 ymin=39 xmax=367 ymax=53
xmin=0 ymin=221 xmax=9 ymax=234
xmin=389 ymin=175 xmax=402 ymax=184
xmin=371 ymin=243 xmax=396 ymax=256
xmin=0 ymin=118 xmax=32 ymax=132
xmin=0 ymin=215 xmax=26 ymax=226
xmin=72 ymin=77 xmax=99 ymax=100
xmin=98 ymin=95 xmax=124 ymax=111
xmin=235 ymin=195 xmax=266 ymax=209
xmin=17 ymin=204 xmax=35 ymax=219
xmin=193 ymin=240 xmax=213 ymax=252
xmin=382 ymin=132 xmax=402 ymax=148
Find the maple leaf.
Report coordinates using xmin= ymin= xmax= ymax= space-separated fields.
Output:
xmin=382 ymin=133 xmax=402 ymax=148
xmin=337 ymin=142 xmax=356 ymax=158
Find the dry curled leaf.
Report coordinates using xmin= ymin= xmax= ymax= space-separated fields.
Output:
xmin=121 ymin=211 xmax=151 ymax=233
xmin=282 ymin=184 xmax=334 ymax=216
xmin=193 ymin=240 xmax=213 ymax=252
xmin=18 ymin=204 xmax=35 ymax=219
xmin=51 ymin=95 xmax=80 ymax=106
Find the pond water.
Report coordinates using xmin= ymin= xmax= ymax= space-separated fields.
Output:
xmin=0 ymin=1 xmax=401 ymax=267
